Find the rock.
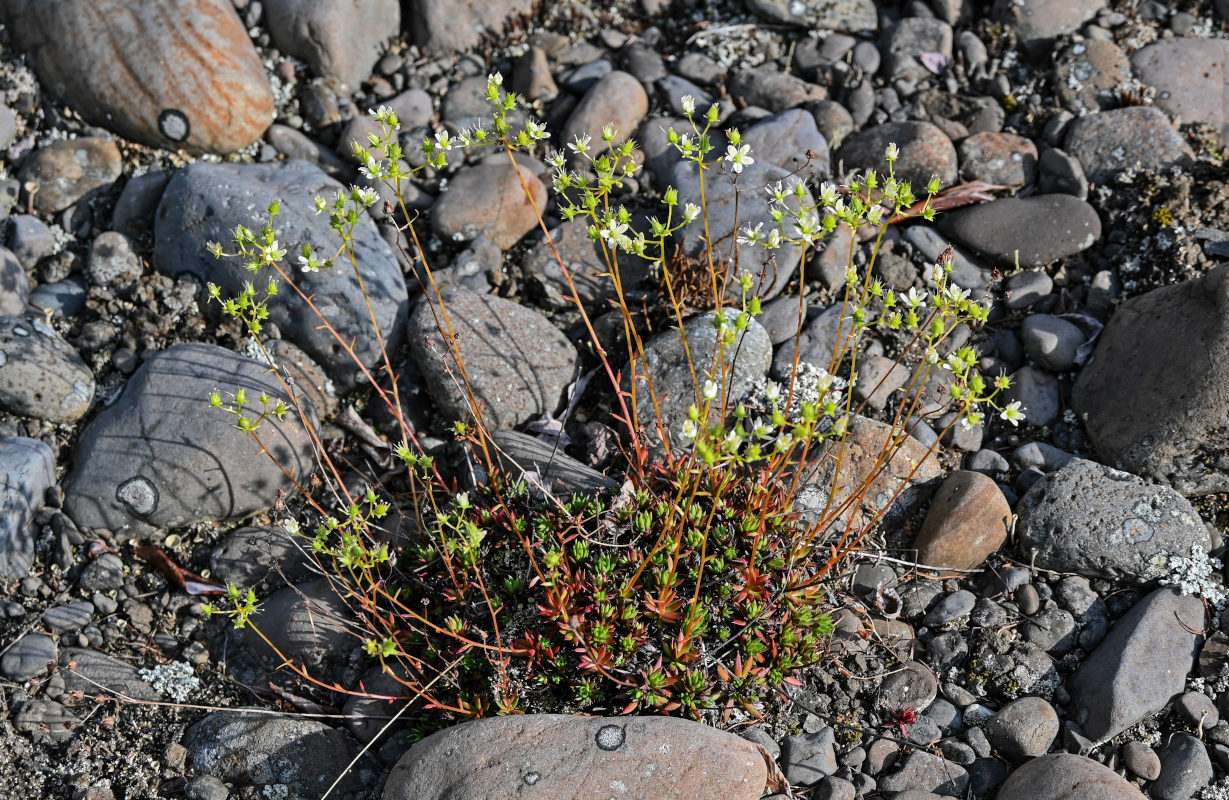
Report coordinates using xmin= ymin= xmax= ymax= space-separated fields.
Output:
xmin=806 ymin=100 xmax=856 ymax=150
xmin=523 ymin=218 xmax=654 ymax=311
xmin=58 ymin=648 xmax=160 ymax=702
xmin=184 ymin=711 xmax=378 ymax=797
xmin=1073 ymin=264 xmax=1229 ymax=495
xmin=744 ymin=0 xmax=879 ymax=32
xmin=1036 ymin=148 xmax=1088 ymax=199
xmin=876 ymin=661 xmax=938 ymax=712
xmin=28 ymin=277 xmax=87 ymax=319
xmin=1176 ymin=691 xmax=1219 ymax=729
xmin=562 ymin=71 xmax=648 ymax=157
xmin=0 ymin=437 xmax=55 ymax=577
xmin=1022 ymin=607 xmax=1078 ymax=654
xmin=986 ymin=697 xmax=1059 ymax=760
xmin=263 ymin=0 xmax=398 ymax=89
xmin=245 ymin=579 xmax=355 ymax=672
xmin=17 ymin=137 xmax=121 ymax=214
xmin=1067 ymin=587 xmax=1205 ymax=743
xmin=8 ymin=215 xmax=57 ymax=269
xmin=111 ymin=171 xmax=171 ymax=239
xmin=745 ymin=109 xmax=830 ymax=175
xmin=407 ymin=286 xmax=579 ymax=430
xmin=8 ymin=0 xmax=273 ymax=153
xmin=913 ymin=471 xmax=1011 ymax=572
xmin=993 ymin=0 xmax=1107 ymax=53
xmin=14 ymin=698 xmax=80 ymax=744
xmin=0 ymin=316 xmax=94 ymax=423
xmin=1131 ymin=38 xmax=1229 ymax=141
xmin=155 ymin=159 xmax=409 ymax=389
xmin=958 ymin=132 xmax=1038 ymax=186
xmin=995 ymin=754 xmax=1145 ymax=800
xmin=1002 ymin=365 xmax=1059 ymax=428
xmin=1064 ymin=106 xmax=1193 ymax=185
xmin=1055 ymin=40 xmax=1131 ymax=115
xmin=64 ymin=343 xmax=316 ymax=535
xmin=0 ymin=247 xmax=28 ymax=315
xmin=431 ymin=161 xmax=547 ymax=250
xmin=42 ymin=601 xmax=94 ymax=633
xmin=796 ymin=415 xmax=943 ymax=532
xmin=407 ymin=0 xmax=536 ymax=56
xmin=878 ymin=751 xmax=968 ymax=796
xmin=939 ymin=195 xmax=1099 ymax=268
xmin=513 ymin=46 xmax=559 ymax=103
xmin=1121 ymin=740 xmax=1162 ymax=781
xmin=339 ymin=90 xmax=434 ymax=160
xmin=850 ymin=354 xmax=910 ymax=411
xmin=0 ymin=632 xmax=55 ymax=681
xmin=923 ymin=590 xmax=976 ymax=626
xmin=86 ymin=231 xmax=142 ymax=287
xmin=79 ymin=552 xmax=125 ymax=592
xmin=727 ymin=67 xmax=826 ymax=113
xmin=626 ymin=311 xmax=772 ymax=456
xmin=1003 ymin=270 xmax=1053 ymax=310
xmin=1153 ymin=733 xmax=1213 ymax=800
xmin=1020 ymin=314 xmax=1084 ymax=371
xmin=483 ymin=430 xmax=616 ymax=495
xmin=1016 ymin=458 xmax=1211 ymax=582
xmin=880 ymin=18 xmax=953 ymax=83
xmin=382 ymin=715 xmax=769 ymax=800
xmin=209 ymin=525 xmax=314 ymax=590
xmin=837 ymin=121 xmax=958 ymax=190
xmin=670 ymin=158 xmax=815 ymax=300
xmin=782 ymin=727 xmax=838 ymax=786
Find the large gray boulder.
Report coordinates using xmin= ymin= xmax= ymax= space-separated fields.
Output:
xmin=0 ymin=437 xmax=55 ymax=578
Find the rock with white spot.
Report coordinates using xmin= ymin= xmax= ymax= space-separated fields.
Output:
xmin=0 ymin=316 xmax=94 ymax=423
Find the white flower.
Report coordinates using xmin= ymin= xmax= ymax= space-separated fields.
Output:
xmin=683 ymin=203 xmax=701 ymax=223
xmin=264 ymin=240 xmax=287 ymax=263
xmin=526 ymin=120 xmax=548 ymax=140
xmin=925 ymin=347 xmax=939 ymax=365
xmin=545 ymin=151 xmax=566 ymax=170
xmin=702 ymin=379 xmax=719 ymax=402
xmin=737 ymin=222 xmax=764 ymax=246
xmin=434 ymin=131 xmax=453 ymax=151
xmin=681 ymin=419 xmax=698 ymax=441
xmin=999 ymin=401 xmax=1025 ymax=427
xmin=884 ymin=143 xmax=900 ymax=161
xmin=765 ymin=229 xmax=782 ymax=249
xmin=764 ymin=381 xmax=781 ymax=403
xmin=487 ymin=72 xmax=503 ymax=87
xmin=724 ymin=143 xmax=754 ymax=174
xmin=943 ymin=284 xmax=971 ymax=303
xmin=903 ymin=286 xmax=927 ymax=308
xmin=568 ymin=134 xmax=591 ymax=155
xmin=681 ymin=95 xmax=696 ymax=114
xmin=931 ymin=263 xmax=946 ymax=284
xmin=353 ymin=186 xmax=380 ymax=207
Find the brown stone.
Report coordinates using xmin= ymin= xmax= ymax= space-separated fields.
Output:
xmin=431 ymin=162 xmax=547 ymax=250
xmin=8 ymin=0 xmax=274 ymax=154
xmin=996 ymin=754 xmax=1146 ymax=800
xmin=913 ymin=470 xmax=1011 ymax=572
xmin=382 ymin=715 xmax=770 ymax=800
xmin=958 ymin=132 xmax=1038 ymax=187
xmin=1132 ymin=38 xmax=1229 ymax=141
xmin=563 ymin=71 xmax=649 ymax=156
xmin=18 ymin=138 xmax=121 ymax=214
xmin=837 ymin=121 xmax=958 ymax=190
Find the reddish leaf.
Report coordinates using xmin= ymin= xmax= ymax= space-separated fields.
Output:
xmin=888 ymin=180 xmax=1009 ymax=224
xmin=134 ymin=546 xmax=226 ymax=595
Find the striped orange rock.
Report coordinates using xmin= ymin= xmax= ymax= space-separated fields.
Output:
xmin=7 ymin=0 xmax=274 ymax=154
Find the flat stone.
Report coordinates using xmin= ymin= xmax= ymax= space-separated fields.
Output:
xmin=744 ymin=0 xmax=878 ymax=32
xmin=523 ymin=217 xmax=654 ymax=311
xmin=42 ymin=601 xmax=94 ymax=633
xmin=996 ymin=754 xmax=1145 ymax=800
xmin=1153 ymin=733 xmax=1213 ymax=800
xmin=7 ymin=0 xmax=273 ymax=153
xmin=0 ymin=437 xmax=55 ymax=578
xmin=562 ymin=71 xmax=648 ymax=157
xmin=244 ymin=579 xmax=355 ymax=673
xmin=58 ymin=647 xmax=160 ymax=702
xmin=0 ymin=632 xmax=55 ymax=681
xmin=0 ymin=316 xmax=94 ymax=423
xmin=406 ymin=0 xmax=536 ymax=56
xmin=64 ymin=343 xmax=317 ymax=535
xmin=431 ymin=161 xmax=547 ymax=251
xmin=958 ymin=132 xmax=1038 ymax=187
xmin=781 ymin=727 xmax=838 ymax=786
xmin=939 ymin=195 xmax=1100 ymax=268
xmin=728 ymin=67 xmax=826 ymax=113
xmin=993 ymin=0 xmax=1107 ymax=53
xmin=155 ymin=159 xmax=409 ymax=389
xmin=1073 ymin=264 xmax=1229 ymax=494
xmin=484 ymin=430 xmax=616 ymax=496
xmin=1056 ymin=40 xmax=1131 ymax=115
xmin=1121 ymin=740 xmax=1162 ymax=781
xmin=1131 ymin=38 xmax=1229 ymax=141
xmin=1002 ymin=365 xmax=1059 ymax=428
xmin=1067 ymin=588 xmax=1204 ymax=743
xmin=263 ymin=0 xmax=399 ymax=89
xmin=837 ymin=121 xmax=958 ymax=190
xmin=914 ymin=470 xmax=1011 ymax=572
xmin=407 ymin=286 xmax=579 ymax=431
xmin=878 ymin=751 xmax=968 ymax=796
xmin=209 ymin=525 xmax=314 ymax=590
xmin=1064 ymin=106 xmax=1193 ymax=186
xmin=745 ymin=109 xmax=831 ymax=175
xmin=17 ymin=137 xmax=121 ymax=214
xmin=1020 ymin=313 xmax=1084 ymax=372
xmin=382 ymin=715 xmax=769 ymax=800
xmin=1016 ymin=458 xmax=1211 ymax=582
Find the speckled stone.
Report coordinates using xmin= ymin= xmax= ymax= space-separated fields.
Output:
xmin=1064 ymin=106 xmax=1193 ymax=185
xmin=939 ymin=195 xmax=1100 ymax=268
xmin=0 ymin=316 xmax=94 ymax=423
xmin=838 ymin=121 xmax=958 ymax=190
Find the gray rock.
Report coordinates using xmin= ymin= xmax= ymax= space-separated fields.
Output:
xmin=881 ymin=18 xmax=953 ymax=83
xmin=1176 ymin=691 xmax=1219 ymax=729
xmin=523 ymin=218 xmax=653 ymax=311
xmin=670 ymin=158 xmax=815 ymax=300
xmin=1020 ymin=313 xmax=1084 ymax=371
xmin=244 ymin=579 xmax=355 ymax=673
xmin=14 ymin=698 xmax=79 ymax=744
xmin=939 ymin=195 xmax=1100 ymax=268
xmin=1153 ymin=733 xmax=1213 ymax=800
xmin=805 ymin=100 xmax=856 ymax=150
xmin=1055 ymin=39 xmax=1131 ymax=116
xmin=958 ymin=132 xmax=1038 ymax=187
xmin=1131 ymin=38 xmax=1229 ymax=141
xmin=407 ymin=0 xmax=536 ymax=57
xmin=79 ymin=552 xmax=124 ymax=591
xmin=745 ymin=109 xmax=830 ymax=175
xmin=17 ymin=136 xmax=122 ymax=214
xmin=902 ymin=225 xmax=993 ymax=292
xmin=155 ymin=159 xmax=409 ymax=389
xmin=1003 ymin=270 xmax=1053 ymax=309
xmin=1037 ymin=147 xmax=1088 ymax=199
xmin=42 ymin=601 xmax=94 ymax=633
xmin=1067 ymin=588 xmax=1204 ymax=743
xmin=986 ymin=697 xmax=1059 ymax=760
xmin=263 ymin=0 xmax=398 ymax=89
xmin=86 ymin=231 xmax=142 ymax=286
xmin=837 ymin=121 xmax=958 ymax=190
xmin=562 ymin=71 xmax=648 ymax=157
xmin=0 ymin=316 xmax=94 ymax=423
xmin=483 ymin=430 xmax=616 ymax=496
xmin=1122 ymin=740 xmax=1162 ymax=780
xmin=1010 ymin=441 xmax=1074 ymax=473
xmin=0 ymin=437 xmax=54 ymax=577
xmin=0 ymin=246 xmax=28 ymax=315
xmin=0 ymin=632 xmax=55 ymax=681
xmin=27 ymin=277 xmax=86 ymax=319
xmin=1073 ymin=264 xmax=1229 ymax=495
xmin=407 ymin=286 xmax=579 ymax=431
xmin=626 ymin=311 xmax=772 ymax=456
xmin=1016 ymin=458 xmax=1211 ymax=582
xmin=996 ymin=754 xmax=1145 ymax=800
xmin=878 ymin=751 xmax=968 ymax=796
xmin=1022 ymin=607 xmax=1078 ymax=654
xmin=1064 ymin=106 xmax=1193 ymax=185
xmin=111 ymin=171 xmax=170 ymax=239
xmin=744 ymin=0 xmax=879 ymax=32
xmin=782 ymin=727 xmax=838 ymax=786
xmin=923 ymin=590 xmax=976 ymax=627
xmin=184 ymin=710 xmax=378 ymax=797
xmin=58 ymin=647 xmax=160 ymax=702
xmin=64 ymin=343 xmax=316 ymax=534
xmin=382 ymin=715 xmax=769 ymax=800
xmin=209 ymin=525 xmax=314 ymax=590
xmin=8 ymin=214 xmax=56 ymax=269
xmin=851 ymin=354 xmax=910 ymax=411
xmin=266 ymin=125 xmax=351 ymax=180
xmin=1002 ymin=365 xmax=1059 ymax=428
xmin=876 ymin=660 xmax=938 ymax=712
xmin=993 ymin=0 xmax=1107 ymax=53
xmin=728 ymin=67 xmax=826 ymax=113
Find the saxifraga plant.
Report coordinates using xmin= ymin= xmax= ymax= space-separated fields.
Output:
xmin=202 ymin=73 xmax=1024 ymax=727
